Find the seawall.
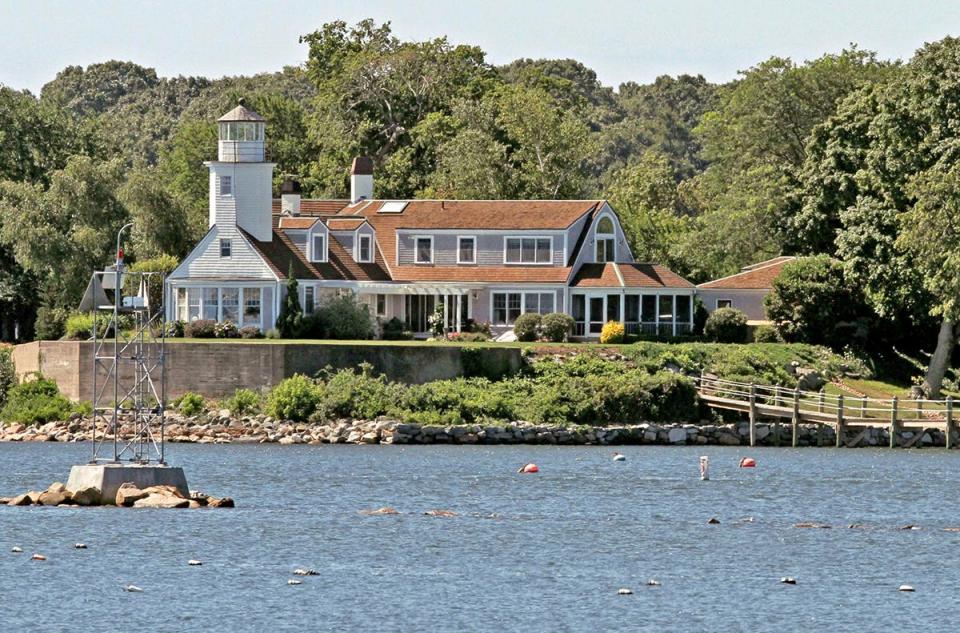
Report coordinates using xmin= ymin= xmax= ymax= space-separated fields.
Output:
xmin=10 ymin=341 xmax=524 ymax=400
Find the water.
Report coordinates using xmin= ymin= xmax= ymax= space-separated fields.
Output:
xmin=1 ymin=443 xmax=958 ymax=632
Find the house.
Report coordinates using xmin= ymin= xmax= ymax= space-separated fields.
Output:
xmin=165 ymin=102 xmax=696 ymax=338
xmin=696 ymin=256 xmax=796 ymax=323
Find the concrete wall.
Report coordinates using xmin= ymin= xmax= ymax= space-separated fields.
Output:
xmin=12 ymin=341 xmax=524 ymax=401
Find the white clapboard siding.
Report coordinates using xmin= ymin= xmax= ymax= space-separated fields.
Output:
xmin=168 ymin=226 xmax=276 ymax=280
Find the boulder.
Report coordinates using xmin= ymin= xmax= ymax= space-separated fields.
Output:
xmin=359 ymin=507 xmax=399 ymax=516
xmin=38 ymin=489 xmax=71 ymax=506
xmin=70 ymin=487 xmax=100 ymax=506
xmin=115 ymin=483 xmax=149 ymax=507
xmin=667 ymin=427 xmax=687 ymax=444
xmin=8 ymin=493 xmax=34 ymax=506
xmin=132 ymin=494 xmax=190 ymax=509
xmin=423 ymin=509 xmax=458 ymax=517
xmin=206 ymin=496 xmax=234 ymax=508
xmin=796 ymin=369 xmax=824 ymax=391
xmin=142 ymin=485 xmax=186 ymax=499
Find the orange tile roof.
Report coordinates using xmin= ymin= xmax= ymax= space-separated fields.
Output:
xmin=326 ymin=217 xmax=367 ymax=230
xmin=243 ymin=228 xmax=390 ymax=282
xmin=392 ymin=266 xmax=571 ymax=284
xmin=698 ymin=257 xmax=796 ymax=289
xmin=343 ymin=199 xmax=601 ymax=229
xmin=571 ymin=263 xmax=693 ymax=288
xmin=277 ymin=217 xmax=320 ymax=229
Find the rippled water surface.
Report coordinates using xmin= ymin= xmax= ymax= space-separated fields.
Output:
xmin=1 ymin=442 xmax=958 ymax=632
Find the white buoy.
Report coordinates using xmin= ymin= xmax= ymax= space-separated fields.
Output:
xmin=617 ymin=587 xmax=633 ymax=595
xmin=288 ymin=579 xmax=303 ymax=586
xmin=31 ymin=553 xmax=46 ymax=561
xmin=899 ymin=584 xmax=915 ymax=592
xmin=646 ymin=579 xmax=661 ymax=586
xmin=612 ymin=452 xmax=626 ymax=462
xmin=74 ymin=543 xmax=87 ymax=550
xmin=700 ymin=456 xmax=710 ymax=481
xmin=122 ymin=585 xmax=143 ymax=593
xmin=11 ymin=546 xmax=22 ymax=553
xmin=188 ymin=559 xmax=202 ymax=566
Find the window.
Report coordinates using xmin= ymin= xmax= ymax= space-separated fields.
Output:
xmin=606 ymin=295 xmax=621 ymax=322
xmin=358 ymin=235 xmax=372 ymax=263
xmin=523 ymin=292 xmax=555 ymax=315
xmin=304 ymin=287 xmax=315 ymax=314
xmin=415 ymin=237 xmax=433 ymax=264
xmin=595 ymin=215 xmax=615 ymax=262
xmin=311 ymin=234 xmax=326 ymax=262
xmin=642 ymin=295 xmax=656 ymax=322
xmin=458 ymin=236 xmax=476 ymax=264
xmin=221 ymin=122 xmax=262 ymax=141
xmin=244 ymin=288 xmax=261 ymax=328
xmin=203 ymin=288 xmax=219 ymax=321
xmin=658 ymin=295 xmax=674 ymax=322
xmin=625 ymin=295 xmax=640 ymax=322
xmin=675 ymin=295 xmax=692 ymax=324
xmin=504 ymin=237 xmax=552 ymax=264
xmin=187 ymin=289 xmax=201 ymax=322
xmin=716 ymin=299 xmax=733 ymax=309
xmin=221 ymin=288 xmax=239 ymax=323
xmin=219 ymin=175 xmax=232 ymax=196
xmin=492 ymin=292 xmax=523 ymax=325
xmin=376 ymin=294 xmax=386 ymax=316
xmin=220 ymin=239 xmax=231 ymax=258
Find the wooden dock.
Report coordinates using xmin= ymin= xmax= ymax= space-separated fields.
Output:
xmin=695 ymin=376 xmax=956 ymax=448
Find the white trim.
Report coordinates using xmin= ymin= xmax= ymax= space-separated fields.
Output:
xmin=310 ymin=232 xmax=327 ymax=263
xmin=356 ymin=234 xmax=373 ymax=263
xmin=503 ymin=235 xmax=554 ymax=265
xmin=716 ymin=298 xmax=734 ymax=309
xmin=413 ymin=235 xmax=434 ymax=264
xmin=489 ymin=289 xmax=559 ymax=325
xmin=456 ymin=235 xmax=477 ymax=264
xmin=395 ymin=228 xmax=566 ymax=236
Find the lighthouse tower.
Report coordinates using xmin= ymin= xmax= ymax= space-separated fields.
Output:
xmin=206 ymin=99 xmax=275 ymax=242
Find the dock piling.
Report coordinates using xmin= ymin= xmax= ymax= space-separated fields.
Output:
xmin=748 ymin=383 xmax=757 ymax=447
xmin=947 ymin=397 xmax=954 ymax=450
xmin=836 ymin=394 xmax=845 ymax=447
xmin=791 ymin=388 xmax=800 ymax=448
xmin=890 ymin=396 xmax=899 ymax=448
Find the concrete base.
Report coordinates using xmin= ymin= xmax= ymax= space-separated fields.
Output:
xmin=66 ymin=464 xmax=189 ymax=506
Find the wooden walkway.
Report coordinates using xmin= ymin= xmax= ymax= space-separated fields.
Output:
xmin=695 ymin=376 xmax=957 ymax=448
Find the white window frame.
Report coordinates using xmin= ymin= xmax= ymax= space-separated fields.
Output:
xmin=310 ymin=233 xmax=327 ymax=263
xmin=716 ymin=299 xmax=733 ymax=309
xmin=357 ymin=234 xmax=373 ymax=263
xmin=503 ymin=236 xmax=553 ymax=265
xmin=219 ymin=175 xmax=232 ymax=196
xmin=414 ymin=236 xmax=434 ymax=264
xmin=491 ymin=290 xmax=557 ymax=324
xmin=457 ymin=235 xmax=477 ymax=264
xmin=594 ymin=214 xmax=616 ymax=263
xmin=219 ymin=238 xmax=231 ymax=258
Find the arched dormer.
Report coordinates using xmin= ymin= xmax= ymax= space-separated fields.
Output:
xmin=594 ymin=215 xmax=616 ymax=262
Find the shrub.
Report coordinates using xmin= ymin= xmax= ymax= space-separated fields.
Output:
xmin=177 ymin=392 xmax=206 ymax=416
xmin=752 ymin=324 xmax=780 ymax=343
xmin=185 ymin=319 xmax=217 ymax=338
xmin=214 ymin=321 xmax=239 ymax=338
xmin=0 ymin=347 xmax=14 ymax=409
xmin=460 ymin=347 xmax=515 ymax=380
xmin=164 ymin=320 xmax=185 ymax=338
xmin=63 ymin=312 xmax=133 ymax=340
xmin=314 ymin=294 xmax=373 ymax=340
xmin=238 ymin=325 xmax=262 ymax=339
xmin=265 ymin=328 xmax=282 ymax=339
xmin=427 ymin=304 xmax=446 ymax=338
xmin=381 ymin=317 xmax=410 ymax=340
xmin=266 ymin=374 xmax=323 ymax=422
xmin=319 ymin=364 xmax=404 ymax=419
xmin=541 ymin=312 xmax=574 ymax=342
xmin=704 ymin=307 xmax=748 ymax=343
xmin=225 ymin=388 xmax=260 ymax=416
xmin=466 ymin=320 xmax=492 ymax=337
xmin=0 ymin=376 xmax=74 ymax=425
xmin=450 ymin=331 xmax=490 ymax=342
xmin=513 ymin=313 xmax=542 ymax=342
xmin=276 ymin=265 xmax=305 ymax=338
xmin=35 ymin=306 xmax=68 ymax=341
xmin=600 ymin=321 xmax=625 ymax=344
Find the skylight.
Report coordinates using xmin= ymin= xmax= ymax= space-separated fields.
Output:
xmin=378 ymin=201 xmax=408 ymax=213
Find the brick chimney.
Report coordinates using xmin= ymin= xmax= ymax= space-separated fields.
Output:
xmin=350 ymin=157 xmax=374 ymax=202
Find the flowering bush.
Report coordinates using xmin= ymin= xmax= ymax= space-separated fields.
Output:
xmin=185 ymin=319 xmax=216 ymax=338
xmin=213 ymin=321 xmax=239 ymax=338
xmin=427 ymin=304 xmax=446 ymax=338
xmin=599 ymin=321 xmax=625 ymax=344
xmin=164 ymin=320 xmax=185 ymax=338
xmin=238 ymin=325 xmax=262 ymax=339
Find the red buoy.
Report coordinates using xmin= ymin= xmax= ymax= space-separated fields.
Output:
xmin=739 ymin=457 xmax=756 ymax=468
xmin=519 ymin=463 xmax=539 ymax=474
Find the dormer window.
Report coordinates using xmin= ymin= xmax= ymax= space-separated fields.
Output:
xmin=311 ymin=233 xmax=326 ymax=263
xmin=219 ymin=175 xmax=232 ymax=196
xmin=357 ymin=234 xmax=373 ymax=263
xmin=595 ymin=216 xmax=615 ymax=262
xmin=458 ymin=236 xmax=476 ymax=264
xmin=414 ymin=236 xmax=433 ymax=264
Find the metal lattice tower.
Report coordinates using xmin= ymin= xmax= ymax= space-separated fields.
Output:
xmin=84 ymin=226 xmax=167 ymax=464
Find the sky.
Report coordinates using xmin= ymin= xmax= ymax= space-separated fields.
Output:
xmin=1 ymin=0 xmax=959 ymax=95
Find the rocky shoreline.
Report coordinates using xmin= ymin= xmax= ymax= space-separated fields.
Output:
xmin=0 ymin=412 xmax=950 ymax=447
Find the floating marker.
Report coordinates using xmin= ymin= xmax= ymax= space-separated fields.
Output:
xmin=646 ymin=579 xmax=661 ymax=587
xmin=293 ymin=568 xmax=319 ymax=576
xmin=707 ymin=517 xmax=720 ymax=525
xmin=518 ymin=463 xmax=539 ymax=474
xmin=612 ymin=452 xmax=626 ymax=462
xmin=74 ymin=543 xmax=87 ymax=550
xmin=122 ymin=585 xmax=143 ymax=593
xmin=288 ymin=579 xmax=303 ymax=586
xmin=617 ymin=587 xmax=633 ymax=595
xmin=188 ymin=559 xmax=202 ymax=566
xmin=739 ymin=457 xmax=756 ymax=468
xmin=780 ymin=577 xmax=797 ymax=585
xmin=699 ymin=456 xmax=709 ymax=481
xmin=899 ymin=584 xmax=915 ymax=592
xmin=10 ymin=546 xmax=22 ymax=553
xmin=31 ymin=553 xmax=46 ymax=561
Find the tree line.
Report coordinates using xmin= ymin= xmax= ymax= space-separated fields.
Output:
xmin=0 ymin=20 xmax=956 ymax=392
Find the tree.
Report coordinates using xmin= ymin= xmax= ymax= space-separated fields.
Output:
xmin=120 ymin=168 xmax=191 ymax=259
xmin=275 ymin=264 xmax=303 ymax=338
xmin=158 ymin=119 xmax=218 ymax=240
xmin=764 ymin=256 xmax=867 ymax=348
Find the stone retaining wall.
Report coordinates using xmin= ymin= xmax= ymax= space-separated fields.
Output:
xmin=11 ymin=341 xmax=524 ymax=400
